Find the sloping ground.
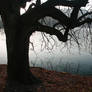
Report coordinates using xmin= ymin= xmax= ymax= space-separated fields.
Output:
xmin=0 ymin=64 xmax=92 ymax=92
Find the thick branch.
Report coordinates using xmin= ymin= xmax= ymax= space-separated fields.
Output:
xmin=68 ymin=18 xmax=92 ymax=29
xmin=19 ymin=0 xmax=91 ymax=43
xmin=47 ymin=0 xmax=88 ymax=7
xmin=20 ymin=6 xmax=70 ymax=28
xmin=35 ymin=22 xmax=68 ymax=42
xmin=23 ymin=22 xmax=68 ymax=42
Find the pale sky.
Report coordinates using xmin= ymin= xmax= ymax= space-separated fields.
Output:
xmin=89 ymin=0 xmax=92 ymax=4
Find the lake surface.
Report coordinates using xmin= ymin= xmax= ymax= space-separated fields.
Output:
xmin=0 ymin=29 xmax=92 ymax=75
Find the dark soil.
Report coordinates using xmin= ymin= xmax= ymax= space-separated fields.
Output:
xmin=0 ymin=64 xmax=92 ymax=92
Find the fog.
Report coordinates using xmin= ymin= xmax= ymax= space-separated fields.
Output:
xmin=0 ymin=29 xmax=92 ymax=75
xmin=0 ymin=29 xmax=7 ymax=64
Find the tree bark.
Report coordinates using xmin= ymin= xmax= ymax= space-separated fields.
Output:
xmin=1 ymin=11 xmax=40 ymax=85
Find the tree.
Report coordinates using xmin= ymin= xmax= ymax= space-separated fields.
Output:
xmin=0 ymin=0 xmax=92 ymax=90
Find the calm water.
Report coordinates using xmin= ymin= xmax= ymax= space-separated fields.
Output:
xmin=0 ymin=29 xmax=92 ymax=75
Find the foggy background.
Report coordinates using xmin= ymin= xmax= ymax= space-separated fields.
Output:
xmin=0 ymin=0 xmax=92 ymax=75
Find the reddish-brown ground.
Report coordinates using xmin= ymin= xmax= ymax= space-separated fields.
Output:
xmin=0 ymin=64 xmax=92 ymax=92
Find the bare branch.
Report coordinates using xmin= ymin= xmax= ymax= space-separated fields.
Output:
xmin=20 ymin=6 xmax=70 ymax=28
xmin=46 ymin=0 xmax=88 ymax=7
xmin=32 ymin=22 xmax=69 ymax=42
xmin=78 ymin=12 xmax=92 ymax=21
xmin=20 ymin=0 xmax=92 ymax=44
xmin=36 ymin=0 xmax=41 ymax=7
xmin=75 ymin=18 xmax=92 ymax=27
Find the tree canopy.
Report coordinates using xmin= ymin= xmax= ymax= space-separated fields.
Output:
xmin=18 ymin=0 xmax=92 ymax=43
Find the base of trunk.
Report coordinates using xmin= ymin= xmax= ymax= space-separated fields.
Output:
xmin=19 ymin=72 xmax=42 ymax=85
xmin=4 ymin=72 xmax=42 ymax=92
xmin=7 ymin=71 xmax=42 ymax=85
xmin=4 ymin=80 xmax=42 ymax=92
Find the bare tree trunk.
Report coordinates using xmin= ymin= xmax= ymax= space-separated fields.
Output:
xmin=1 ymin=11 xmax=40 ymax=86
xmin=6 ymin=31 xmax=31 ymax=83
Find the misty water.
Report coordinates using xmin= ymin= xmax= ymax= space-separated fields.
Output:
xmin=0 ymin=29 xmax=92 ymax=76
